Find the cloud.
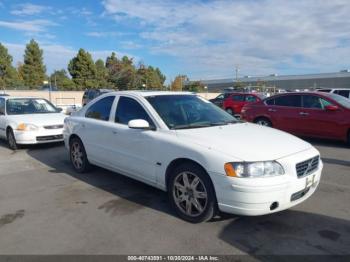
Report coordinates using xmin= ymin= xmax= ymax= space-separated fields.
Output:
xmin=0 ymin=19 xmax=57 ymax=32
xmin=11 ymin=3 xmax=49 ymax=16
xmin=85 ymin=31 xmax=122 ymax=37
xmin=102 ymin=0 xmax=350 ymax=79
xmin=3 ymin=42 xmax=139 ymax=74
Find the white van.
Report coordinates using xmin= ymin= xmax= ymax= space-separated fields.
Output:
xmin=316 ymin=88 xmax=350 ymax=99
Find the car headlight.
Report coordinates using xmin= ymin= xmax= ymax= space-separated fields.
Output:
xmin=16 ymin=123 xmax=39 ymax=131
xmin=224 ymin=161 xmax=284 ymax=178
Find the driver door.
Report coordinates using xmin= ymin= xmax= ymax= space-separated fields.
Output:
xmin=108 ymin=96 xmax=158 ymax=184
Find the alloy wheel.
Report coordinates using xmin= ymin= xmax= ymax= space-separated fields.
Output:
xmin=71 ymin=142 xmax=84 ymax=169
xmin=257 ymin=119 xmax=271 ymax=126
xmin=173 ymin=171 xmax=208 ymax=217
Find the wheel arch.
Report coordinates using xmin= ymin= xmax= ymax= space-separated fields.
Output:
xmin=165 ymin=158 xmax=215 ymax=192
xmin=68 ymin=133 xmax=82 ymax=146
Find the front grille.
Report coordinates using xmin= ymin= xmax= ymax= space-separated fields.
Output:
xmin=44 ymin=125 xmax=63 ymax=129
xmin=36 ymin=135 xmax=63 ymax=141
xmin=296 ymin=156 xmax=319 ymax=178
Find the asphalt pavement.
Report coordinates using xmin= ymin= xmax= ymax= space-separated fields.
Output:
xmin=0 ymin=138 xmax=349 ymax=255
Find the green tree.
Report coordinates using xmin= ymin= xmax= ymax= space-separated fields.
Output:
xmin=0 ymin=43 xmax=22 ymax=89
xmin=50 ymin=69 xmax=75 ymax=90
xmin=95 ymin=59 xmax=109 ymax=88
xmin=184 ymin=81 xmax=204 ymax=92
xmin=68 ymin=48 xmax=97 ymax=90
xmin=171 ymin=75 xmax=187 ymax=91
xmin=22 ymin=39 xmax=46 ymax=89
xmin=135 ymin=64 xmax=165 ymax=90
xmin=106 ymin=53 xmax=136 ymax=90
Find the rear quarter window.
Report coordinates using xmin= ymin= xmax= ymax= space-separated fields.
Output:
xmin=85 ymin=96 xmax=115 ymax=121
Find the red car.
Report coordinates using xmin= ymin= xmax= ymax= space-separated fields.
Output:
xmin=222 ymin=93 xmax=265 ymax=115
xmin=241 ymin=92 xmax=350 ymax=144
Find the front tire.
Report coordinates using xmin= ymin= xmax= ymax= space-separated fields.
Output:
xmin=168 ymin=163 xmax=216 ymax=223
xmin=69 ymin=137 xmax=91 ymax=173
xmin=254 ymin=117 xmax=272 ymax=127
xmin=7 ymin=128 xmax=17 ymax=150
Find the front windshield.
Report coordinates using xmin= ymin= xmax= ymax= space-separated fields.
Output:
xmin=328 ymin=93 xmax=350 ymax=109
xmin=6 ymin=98 xmax=59 ymax=115
xmin=146 ymin=95 xmax=238 ymax=129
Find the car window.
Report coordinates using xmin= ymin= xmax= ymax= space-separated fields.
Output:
xmin=6 ymin=98 xmax=58 ymax=115
xmin=85 ymin=96 xmax=115 ymax=121
xmin=216 ymin=94 xmax=224 ymax=99
xmin=334 ymin=90 xmax=350 ymax=98
xmin=0 ymin=98 xmax=5 ymax=114
xmin=146 ymin=95 xmax=236 ymax=129
xmin=88 ymin=90 xmax=96 ymax=99
xmin=232 ymin=95 xmax=245 ymax=101
xmin=318 ymin=89 xmax=331 ymax=93
xmin=265 ymin=98 xmax=275 ymax=105
xmin=320 ymin=98 xmax=333 ymax=108
xmin=245 ymin=95 xmax=257 ymax=102
xmin=274 ymin=95 xmax=301 ymax=107
xmin=115 ymin=96 xmax=154 ymax=127
xmin=302 ymin=95 xmax=323 ymax=109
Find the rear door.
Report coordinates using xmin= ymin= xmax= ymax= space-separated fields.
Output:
xmin=230 ymin=94 xmax=245 ymax=114
xmin=0 ymin=98 xmax=5 ymax=137
xmin=78 ymin=95 xmax=116 ymax=164
xmin=299 ymin=95 xmax=344 ymax=138
xmin=266 ymin=94 xmax=302 ymax=134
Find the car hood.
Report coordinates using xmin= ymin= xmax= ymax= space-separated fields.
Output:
xmin=8 ymin=113 xmax=67 ymax=127
xmin=175 ymin=122 xmax=312 ymax=161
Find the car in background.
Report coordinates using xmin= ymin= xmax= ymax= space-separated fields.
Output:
xmin=64 ymin=91 xmax=322 ymax=223
xmin=316 ymin=88 xmax=350 ymax=99
xmin=82 ymin=89 xmax=114 ymax=106
xmin=241 ymin=92 xmax=350 ymax=145
xmin=223 ymin=92 xmax=265 ymax=115
xmin=0 ymin=97 xmax=66 ymax=150
xmin=209 ymin=93 xmax=233 ymax=107
xmin=0 ymin=94 xmax=9 ymax=96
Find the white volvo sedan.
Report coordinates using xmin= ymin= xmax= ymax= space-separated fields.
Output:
xmin=64 ymin=91 xmax=323 ymax=223
xmin=0 ymin=96 xmax=66 ymax=150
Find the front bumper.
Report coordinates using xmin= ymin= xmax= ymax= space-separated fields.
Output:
xmin=211 ymin=148 xmax=323 ymax=216
xmin=14 ymin=128 xmax=64 ymax=145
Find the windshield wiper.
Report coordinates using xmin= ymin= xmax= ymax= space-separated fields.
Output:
xmin=171 ymin=123 xmax=212 ymax=130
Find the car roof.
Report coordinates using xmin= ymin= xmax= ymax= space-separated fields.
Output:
xmin=2 ymin=96 xmax=43 ymax=100
xmin=105 ymin=90 xmax=194 ymax=97
xmin=318 ymin=88 xmax=350 ymax=90
xmin=266 ymin=91 xmax=337 ymax=99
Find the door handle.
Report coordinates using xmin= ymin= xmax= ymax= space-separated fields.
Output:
xmin=299 ymin=112 xmax=309 ymax=116
xmin=268 ymin=108 xmax=277 ymax=112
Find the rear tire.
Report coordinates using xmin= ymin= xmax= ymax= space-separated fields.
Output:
xmin=7 ymin=128 xmax=18 ymax=150
xmin=168 ymin=163 xmax=216 ymax=223
xmin=254 ymin=117 xmax=272 ymax=127
xmin=226 ymin=108 xmax=233 ymax=115
xmin=69 ymin=137 xmax=91 ymax=173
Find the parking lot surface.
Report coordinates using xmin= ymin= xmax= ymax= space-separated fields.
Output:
xmin=0 ymin=139 xmax=349 ymax=255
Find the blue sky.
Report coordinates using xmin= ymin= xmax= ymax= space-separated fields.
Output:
xmin=0 ymin=0 xmax=350 ymax=83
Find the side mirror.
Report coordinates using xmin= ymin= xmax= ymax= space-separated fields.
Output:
xmin=325 ymin=105 xmax=339 ymax=111
xmin=56 ymin=107 xmax=63 ymax=113
xmin=128 ymin=119 xmax=150 ymax=130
